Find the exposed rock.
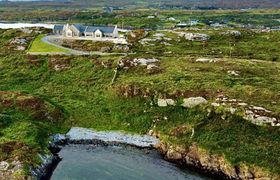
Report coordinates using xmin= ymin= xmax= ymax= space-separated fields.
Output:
xmin=113 ymin=44 xmax=130 ymax=52
xmin=156 ymin=142 xmax=280 ymax=180
xmin=196 ymin=58 xmax=219 ymax=63
xmin=176 ymin=32 xmax=210 ymax=41
xmin=157 ymin=99 xmax=176 ymax=107
xmin=227 ymin=70 xmax=240 ymax=76
xmin=214 ymin=95 xmax=280 ymax=126
xmin=20 ymin=28 xmax=33 ymax=34
xmin=238 ymin=102 xmax=248 ymax=106
xmin=166 ymin=148 xmax=183 ymax=161
xmin=9 ymin=38 xmax=27 ymax=45
xmin=116 ymin=85 xmax=152 ymax=98
xmin=31 ymin=154 xmax=57 ymax=178
xmin=48 ymin=57 xmax=71 ymax=71
xmin=211 ymin=102 xmax=220 ymax=107
xmin=158 ymin=99 xmax=168 ymax=107
xmin=118 ymin=58 xmax=160 ymax=70
xmin=0 ymin=160 xmax=25 ymax=180
xmin=15 ymin=46 xmax=26 ymax=51
xmin=0 ymin=161 xmax=9 ymax=171
xmin=100 ymin=46 xmax=111 ymax=53
xmin=221 ymin=30 xmax=242 ymax=36
xmin=182 ymin=97 xmax=208 ymax=108
xmin=134 ymin=58 xmax=159 ymax=66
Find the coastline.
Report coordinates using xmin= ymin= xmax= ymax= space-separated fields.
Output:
xmin=35 ymin=127 xmax=280 ymax=180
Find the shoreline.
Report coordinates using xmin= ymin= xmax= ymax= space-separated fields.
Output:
xmin=34 ymin=127 xmax=279 ymax=180
xmin=35 ymin=127 xmax=221 ymax=180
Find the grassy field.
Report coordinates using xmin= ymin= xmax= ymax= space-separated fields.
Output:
xmin=132 ymin=29 xmax=280 ymax=62
xmin=28 ymin=35 xmax=70 ymax=53
xmin=0 ymin=22 xmax=280 ymax=178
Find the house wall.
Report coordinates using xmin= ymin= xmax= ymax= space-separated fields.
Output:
xmin=56 ymin=24 xmax=120 ymax=39
xmin=85 ymin=32 xmax=94 ymax=37
xmin=65 ymin=29 xmax=73 ymax=37
xmin=95 ymin=30 xmax=103 ymax=38
xmin=53 ymin=30 xmax=63 ymax=35
xmin=112 ymin=26 xmax=119 ymax=38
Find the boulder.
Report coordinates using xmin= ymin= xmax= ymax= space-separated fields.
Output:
xmin=182 ymin=97 xmax=208 ymax=108
xmin=166 ymin=149 xmax=183 ymax=161
xmin=157 ymin=99 xmax=175 ymax=107
xmin=15 ymin=46 xmax=26 ymax=51
xmin=0 ymin=161 xmax=9 ymax=171
xmin=196 ymin=58 xmax=219 ymax=63
xmin=227 ymin=70 xmax=240 ymax=76
xmin=158 ymin=99 xmax=168 ymax=107
xmin=133 ymin=58 xmax=159 ymax=66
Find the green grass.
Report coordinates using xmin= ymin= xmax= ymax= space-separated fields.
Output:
xmin=1 ymin=27 xmax=280 ymax=177
xmin=28 ymin=35 xmax=70 ymax=53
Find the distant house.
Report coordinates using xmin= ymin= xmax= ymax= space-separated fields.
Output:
xmin=147 ymin=16 xmax=156 ymax=19
xmin=188 ymin=20 xmax=199 ymax=26
xmin=210 ymin=23 xmax=228 ymax=28
xmin=53 ymin=24 xmax=119 ymax=38
xmin=167 ymin=17 xmax=176 ymax=21
xmin=176 ymin=23 xmax=188 ymax=28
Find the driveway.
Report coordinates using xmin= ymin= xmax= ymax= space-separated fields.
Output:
xmin=32 ymin=35 xmax=130 ymax=56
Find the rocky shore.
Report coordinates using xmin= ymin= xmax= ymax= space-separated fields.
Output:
xmin=156 ymin=142 xmax=280 ymax=180
xmin=34 ymin=127 xmax=160 ymax=179
xmin=33 ymin=127 xmax=279 ymax=180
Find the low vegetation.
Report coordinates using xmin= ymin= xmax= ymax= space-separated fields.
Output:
xmin=0 ymin=8 xmax=279 ymax=178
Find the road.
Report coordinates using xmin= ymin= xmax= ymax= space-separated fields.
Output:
xmin=27 ymin=35 xmax=130 ymax=56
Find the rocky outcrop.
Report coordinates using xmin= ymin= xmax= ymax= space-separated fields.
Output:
xmin=196 ymin=58 xmax=220 ymax=63
xmin=157 ymin=97 xmax=208 ymax=108
xmin=157 ymin=99 xmax=176 ymax=107
xmin=48 ymin=57 xmax=71 ymax=71
xmin=214 ymin=95 xmax=280 ymax=126
xmin=156 ymin=142 xmax=280 ymax=180
xmin=182 ymin=97 xmax=208 ymax=108
xmin=118 ymin=58 xmax=160 ymax=70
xmin=31 ymin=154 xmax=60 ymax=179
xmin=0 ymin=160 xmax=25 ymax=180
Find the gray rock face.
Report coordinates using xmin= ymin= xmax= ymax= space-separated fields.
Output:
xmin=66 ymin=127 xmax=159 ymax=148
xmin=31 ymin=154 xmax=56 ymax=178
xmin=182 ymin=97 xmax=208 ymax=108
xmin=156 ymin=142 xmax=279 ymax=180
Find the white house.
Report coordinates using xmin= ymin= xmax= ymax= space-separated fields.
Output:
xmin=53 ymin=24 xmax=119 ymax=38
